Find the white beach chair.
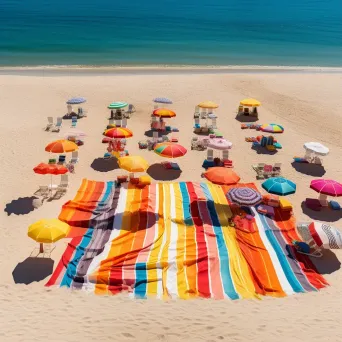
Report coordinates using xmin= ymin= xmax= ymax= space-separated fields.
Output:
xmin=207 ymin=149 xmax=214 ymax=161
xmin=211 ymin=118 xmax=217 ymax=129
xmin=67 ymin=104 xmax=72 ymax=115
xmin=194 ymin=106 xmax=200 ymax=114
xmin=35 ymin=185 xmax=49 ymax=197
xmin=70 ymin=151 xmax=79 ymax=164
xmin=222 ymin=150 xmax=229 ymax=161
xmin=57 ymin=174 xmax=69 ymax=192
xmin=52 ymin=117 xmax=63 ymax=132
xmin=122 ymin=118 xmax=127 ymax=128
xmin=45 ymin=117 xmax=54 ymax=131
xmin=126 ymin=104 xmax=135 ymax=116
xmin=115 ymin=120 xmax=121 ymax=127
xmin=152 ymin=131 xmax=159 ymax=143
xmin=273 ymin=163 xmax=282 ymax=176
xmin=194 ymin=118 xmax=200 ymax=125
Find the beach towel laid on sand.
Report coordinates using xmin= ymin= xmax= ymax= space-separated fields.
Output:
xmin=47 ymin=179 xmax=328 ymax=299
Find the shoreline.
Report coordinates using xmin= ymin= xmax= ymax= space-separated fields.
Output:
xmin=1 ymin=64 xmax=342 ymax=76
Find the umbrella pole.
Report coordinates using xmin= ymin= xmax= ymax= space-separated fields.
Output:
xmin=39 ymin=243 xmax=44 ymax=254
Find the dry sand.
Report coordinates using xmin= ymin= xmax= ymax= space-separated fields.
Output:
xmin=1 ymin=70 xmax=342 ymax=342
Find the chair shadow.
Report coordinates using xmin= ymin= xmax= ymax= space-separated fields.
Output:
xmin=252 ymin=145 xmax=278 ymax=155
xmin=144 ymin=129 xmax=171 ymax=138
xmin=311 ymin=250 xmax=341 ymax=275
xmin=147 ymin=163 xmax=181 ymax=181
xmin=91 ymin=157 xmax=119 ymax=172
xmin=291 ymin=162 xmax=326 ymax=177
xmin=4 ymin=196 xmax=39 ymax=216
xmin=301 ymin=201 xmax=342 ymax=222
xmin=12 ymin=257 xmax=54 ymax=284
xmin=235 ymin=114 xmax=259 ymax=123
xmin=63 ymin=113 xmax=83 ymax=120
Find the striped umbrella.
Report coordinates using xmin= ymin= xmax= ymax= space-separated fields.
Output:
xmin=66 ymin=97 xmax=86 ymax=104
xmin=107 ymin=102 xmax=128 ymax=109
xmin=262 ymin=177 xmax=296 ymax=196
xmin=227 ymin=187 xmax=262 ymax=206
xmin=153 ymin=97 xmax=173 ymax=104
xmin=154 ymin=143 xmax=187 ymax=158
xmin=260 ymin=123 xmax=284 ymax=133
xmin=104 ymin=127 xmax=133 ymax=139
xmin=153 ymin=108 xmax=176 ymax=118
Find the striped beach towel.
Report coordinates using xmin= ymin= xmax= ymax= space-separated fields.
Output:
xmin=47 ymin=180 xmax=328 ymax=299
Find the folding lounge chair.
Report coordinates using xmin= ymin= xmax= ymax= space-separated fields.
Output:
xmin=295 ymin=223 xmax=323 ymax=258
xmin=207 ymin=149 xmax=214 ymax=162
xmin=51 ymin=117 xmax=62 ymax=132
xmin=71 ymin=117 xmax=77 ymax=128
xmin=70 ymin=151 xmax=79 ymax=164
xmin=57 ymin=174 xmax=69 ymax=192
xmin=122 ymin=118 xmax=127 ymax=128
xmin=45 ymin=117 xmax=54 ymax=131
xmin=272 ymin=163 xmax=282 ymax=176
xmin=58 ymin=155 xmax=66 ymax=164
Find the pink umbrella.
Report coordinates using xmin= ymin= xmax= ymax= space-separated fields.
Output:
xmin=207 ymin=138 xmax=232 ymax=150
xmin=310 ymin=179 xmax=342 ymax=204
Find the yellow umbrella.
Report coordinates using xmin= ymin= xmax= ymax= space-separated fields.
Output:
xmin=118 ymin=156 xmax=149 ymax=177
xmin=28 ymin=219 xmax=70 ymax=253
xmin=240 ymin=98 xmax=261 ymax=107
xmin=198 ymin=101 xmax=219 ymax=109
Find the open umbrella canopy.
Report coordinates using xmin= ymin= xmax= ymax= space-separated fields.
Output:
xmin=207 ymin=138 xmax=232 ymax=150
xmin=154 ymin=142 xmax=187 ymax=158
xmin=240 ymin=98 xmax=261 ymax=107
xmin=203 ymin=168 xmax=240 ymax=185
xmin=28 ymin=219 xmax=70 ymax=243
xmin=227 ymin=187 xmax=262 ymax=206
xmin=260 ymin=123 xmax=284 ymax=133
xmin=198 ymin=101 xmax=219 ymax=109
xmin=104 ymin=127 xmax=133 ymax=139
xmin=153 ymin=97 xmax=173 ymax=104
xmin=262 ymin=177 xmax=296 ymax=196
xmin=153 ymin=108 xmax=176 ymax=118
xmin=304 ymin=142 xmax=329 ymax=156
xmin=118 ymin=156 xmax=149 ymax=173
xmin=66 ymin=97 xmax=86 ymax=104
xmin=34 ymin=163 xmax=68 ymax=175
xmin=310 ymin=179 xmax=342 ymax=197
xmin=45 ymin=140 xmax=78 ymax=153
xmin=107 ymin=102 xmax=128 ymax=109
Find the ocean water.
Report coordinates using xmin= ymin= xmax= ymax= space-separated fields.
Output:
xmin=0 ymin=0 xmax=342 ymax=67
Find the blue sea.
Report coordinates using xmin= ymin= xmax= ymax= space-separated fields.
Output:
xmin=0 ymin=0 xmax=342 ymax=67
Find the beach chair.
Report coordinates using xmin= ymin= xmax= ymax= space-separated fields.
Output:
xmin=71 ymin=117 xmax=77 ymax=128
xmin=295 ymin=223 xmax=323 ymax=258
xmin=201 ymin=110 xmax=207 ymax=119
xmin=51 ymin=117 xmax=63 ymax=132
xmin=272 ymin=162 xmax=282 ymax=176
xmin=194 ymin=106 xmax=200 ymax=115
xmin=57 ymin=155 xmax=66 ymax=164
xmin=122 ymin=118 xmax=127 ymax=128
xmin=35 ymin=185 xmax=49 ymax=197
xmin=126 ymin=104 xmax=135 ymax=116
xmin=114 ymin=120 xmax=121 ymax=127
xmin=207 ymin=149 xmax=214 ymax=162
xmin=108 ymin=118 xmax=115 ymax=126
xmin=45 ymin=117 xmax=54 ymax=131
xmin=70 ymin=151 xmax=79 ymax=164
xmin=57 ymin=174 xmax=69 ymax=192
xmin=262 ymin=165 xmax=273 ymax=178
xmin=222 ymin=150 xmax=229 ymax=161
xmin=211 ymin=118 xmax=217 ymax=129
xmin=238 ymin=105 xmax=243 ymax=114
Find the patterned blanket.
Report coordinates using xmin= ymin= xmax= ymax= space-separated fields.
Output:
xmin=47 ymin=179 xmax=328 ymax=299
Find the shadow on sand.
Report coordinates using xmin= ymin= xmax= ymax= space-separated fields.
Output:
xmin=291 ymin=162 xmax=326 ymax=177
xmin=144 ymin=129 xmax=171 ymax=138
xmin=91 ymin=157 xmax=119 ymax=172
xmin=251 ymin=145 xmax=278 ymax=155
xmin=147 ymin=163 xmax=181 ymax=181
xmin=301 ymin=201 xmax=342 ymax=222
xmin=4 ymin=196 xmax=39 ymax=216
xmin=235 ymin=113 xmax=259 ymax=123
xmin=12 ymin=257 xmax=54 ymax=284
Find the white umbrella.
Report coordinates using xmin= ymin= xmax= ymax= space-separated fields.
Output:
xmin=304 ymin=142 xmax=329 ymax=156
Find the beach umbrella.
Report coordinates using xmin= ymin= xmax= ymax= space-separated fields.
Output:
xmin=198 ymin=101 xmax=219 ymax=109
xmin=260 ymin=123 xmax=284 ymax=133
xmin=66 ymin=97 xmax=86 ymax=105
xmin=207 ymin=138 xmax=233 ymax=150
xmin=304 ymin=142 xmax=329 ymax=156
xmin=307 ymin=221 xmax=342 ymax=250
xmin=227 ymin=187 xmax=262 ymax=206
xmin=152 ymin=108 xmax=176 ymax=118
xmin=118 ymin=156 xmax=149 ymax=173
xmin=310 ymin=179 xmax=342 ymax=197
xmin=34 ymin=163 xmax=68 ymax=191
xmin=203 ymin=168 xmax=240 ymax=185
xmin=107 ymin=102 xmax=128 ymax=109
xmin=262 ymin=177 xmax=296 ymax=196
xmin=45 ymin=140 xmax=78 ymax=153
xmin=104 ymin=127 xmax=133 ymax=139
xmin=28 ymin=219 xmax=70 ymax=253
xmin=154 ymin=142 xmax=187 ymax=158
xmin=240 ymin=98 xmax=261 ymax=107
xmin=153 ymin=97 xmax=173 ymax=104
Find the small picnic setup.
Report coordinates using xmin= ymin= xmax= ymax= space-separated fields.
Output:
xmin=24 ymin=94 xmax=341 ymax=300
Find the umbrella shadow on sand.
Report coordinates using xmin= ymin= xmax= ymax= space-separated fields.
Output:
xmin=301 ymin=201 xmax=342 ymax=222
xmin=91 ymin=157 xmax=119 ymax=172
xmin=235 ymin=113 xmax=259 ymax=123
xmin=291 ymin=162 xmax=326 ymax=177
xmin=4 ymin=196 xmax=39 ymax=216
xmin=144 ymin=129 xmax=171 ymax=138
xmin=147 ymin=163 xmax=181 ymax=181
xmin=12 ymin=257 xmax=54 ymax=284
xmin=251 ymin=145 xmax=278 ymax=155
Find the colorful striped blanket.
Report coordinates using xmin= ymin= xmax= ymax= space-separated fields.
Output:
xmin=47 ymin=179 xmax=328 ymax=299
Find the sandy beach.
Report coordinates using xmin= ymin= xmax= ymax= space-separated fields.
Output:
xmin=1 ymin=69 xmax=342 ymax=342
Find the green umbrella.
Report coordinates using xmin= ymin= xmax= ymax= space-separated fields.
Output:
xmin=262 ymin=177 xmax=296 ymax=196
xmin=107 ymin=102 xmax=128 ymax=109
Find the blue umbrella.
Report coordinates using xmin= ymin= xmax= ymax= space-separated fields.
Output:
xmin=262 ymin=177 xmax=296 ymax=196
xmin=66 ymin=97 xmax=86 ymax=104
xmin=153 ymin=97 xmax=173 ymax=104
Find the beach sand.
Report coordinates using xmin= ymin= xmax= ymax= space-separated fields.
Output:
xmin=1 ymin=70 xmax=342 ymax=342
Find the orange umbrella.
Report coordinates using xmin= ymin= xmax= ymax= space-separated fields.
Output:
xmin=45 ymin=140 xmax=78 ymax=153
xmin=153 ymin=108 xmax=176 ymax=118
xmin=203 ymin=167 xmax=240 ymax=185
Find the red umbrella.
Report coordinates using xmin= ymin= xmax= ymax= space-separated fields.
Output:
xmin=33 ymin=163 xmax=68 ymax=190
xmin=203 ymin=167 xmax=240 ymax=185
xmin=154 ymin=142 xmax=187 ymax=158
